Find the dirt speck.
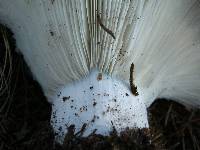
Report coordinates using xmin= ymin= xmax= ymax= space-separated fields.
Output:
xmin=63 ymin=96 xmax=70 ymax=102
xmin=97 ymin=73 xmax=103 ymax=81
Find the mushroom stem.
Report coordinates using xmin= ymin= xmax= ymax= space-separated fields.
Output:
xmin=52 ymin=69 xmax=148 ymax=143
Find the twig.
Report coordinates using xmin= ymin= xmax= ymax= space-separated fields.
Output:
xmin=97 ymin=13 xmax=115 ymax=39
xmin=129 ymin=63 xmax=139 ymax=96
xmin=188 ymin=126 xmax=200 ymax=150
xmin=151 ymin=133 xmax=162 ymax=143
xmin=165 ymin=103 xmax=173 ymax=126
xmin=169 ymin=142 xmax=180 ymax=149
xmin=75 ymin=123 xmax=87 ymax=137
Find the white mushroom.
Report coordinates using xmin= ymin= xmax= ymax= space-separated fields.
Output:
xmin=0 ymin=0 xmax=200 ymax=143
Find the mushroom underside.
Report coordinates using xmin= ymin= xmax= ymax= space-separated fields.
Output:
xmin=0 ymin=0 xmax=200 ymax=144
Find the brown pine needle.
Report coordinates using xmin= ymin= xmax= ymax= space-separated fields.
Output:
xmin=97 ymin=13 xmax=116 ymax=39
xmin=165 ymin=103 xmax=173 ymax=126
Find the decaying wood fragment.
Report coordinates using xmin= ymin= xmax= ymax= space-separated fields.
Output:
xmin=130 ymin=63 xmax=139 ymax=96
xmin=97 ymin=13 xmax=116 ymax=39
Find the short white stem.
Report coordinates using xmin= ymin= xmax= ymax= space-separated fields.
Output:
xmin=51 ymin=69 xmax=148 ymax=143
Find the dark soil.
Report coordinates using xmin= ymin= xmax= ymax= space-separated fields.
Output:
xmin=149 ymin=99 xmax=200 ymax=150
xmin=0 ymin=25 xmax=199 ymax=150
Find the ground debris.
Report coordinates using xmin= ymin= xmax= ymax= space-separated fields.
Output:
xmin=129 ymin=63 xmax=139 ymax=96
xmin=149 ymin=99 xmax=200 ymax=150
xmin=62 ymin=125 xmax=154 ymax=150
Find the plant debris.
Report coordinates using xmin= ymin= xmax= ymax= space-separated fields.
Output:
xmin=129 ymin=63 xmax=139 ymax=96
xmin=149 ymin=99 xmax=200 ymax=150
xmin=97 ymin=13 xmax=116 ymax=39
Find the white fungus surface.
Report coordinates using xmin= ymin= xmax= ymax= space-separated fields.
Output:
xmin=1 ymin=0 xmax=200 ymax=143
xmin=51 ymin=69 xmax=148 ymax=143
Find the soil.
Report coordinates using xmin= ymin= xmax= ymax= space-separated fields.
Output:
xmin=0 ymin=25 xmax=199 ymax=150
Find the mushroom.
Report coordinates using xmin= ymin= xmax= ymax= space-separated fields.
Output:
xmin=0 ymin=0 xmax=200 ymax=143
